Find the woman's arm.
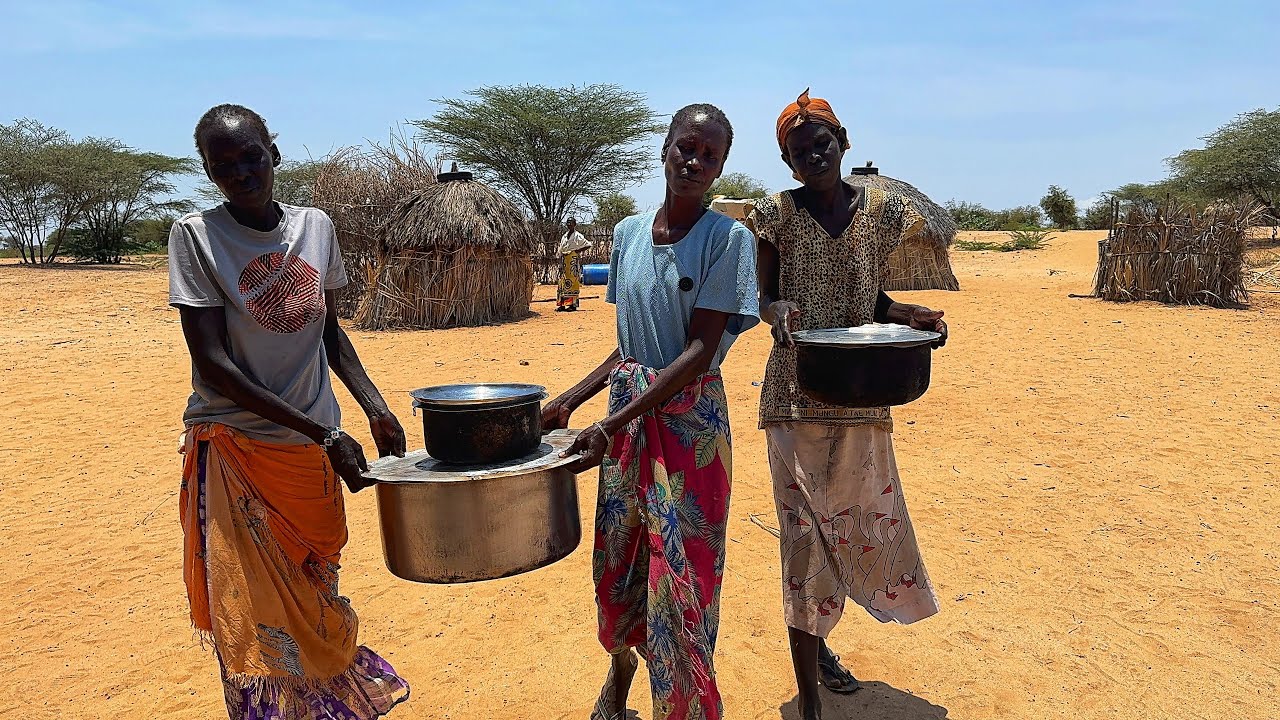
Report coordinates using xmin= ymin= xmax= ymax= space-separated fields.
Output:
xmin=542 ymin=348 xmax=622 ymax=430
xmin=178 ymin=304 xmax=375 ymax=491
xmin=758 ymin=237 xmax=801 ymax=348
xmin=875 ymin=290 xmax=948 ymax=346
xmin=321 ymin=291 xmax=406 ymax=459
xmin=562 ymin=308 xmax=730 ymax=472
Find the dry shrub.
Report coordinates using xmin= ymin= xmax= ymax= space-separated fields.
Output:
xmin=311 ymin=131 xmax=439 ymax=317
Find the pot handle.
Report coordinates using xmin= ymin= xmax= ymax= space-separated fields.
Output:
xmin=410 ymin=397 xmax=427 ymax=416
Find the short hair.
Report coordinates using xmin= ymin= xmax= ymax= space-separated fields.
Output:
xmin=662 ymin=103 xmax=734 ymax=158
xmin=194 ymin=104 xmax=274 ymax=156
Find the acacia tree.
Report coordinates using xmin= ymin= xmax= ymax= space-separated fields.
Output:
xmin=1039 ymin=185 xmax=1078 ymax=229
xmin=0 ymin=121 xmax=192 ymax=264
xmin=703 ymin=172 xmax=768 ymax=207
xmin=592 ymin=191 xmax=638 ymax=232
xmin=0 ymin=119 xmax=102 ymax=264
xmin=68 ymin=147 xmax=195 ymax=263
xmin=1168 ymin=108 xmax=1280 ymax=221
xmin=413 ymin=84 xmax=662 ymax=249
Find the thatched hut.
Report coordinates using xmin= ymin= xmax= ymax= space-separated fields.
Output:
xmin=1093 ymin=199 xmax=1256 ymax=308
xmin=355 ymin=170 xmax=537 ymax=330
xmin=844 ymin=163 xmax=960 ymax=291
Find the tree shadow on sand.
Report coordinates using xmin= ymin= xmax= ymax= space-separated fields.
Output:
xmin=779 ymin=681 xmax=949 ymax=720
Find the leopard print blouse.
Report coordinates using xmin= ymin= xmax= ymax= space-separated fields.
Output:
xmin=751 ymin=185 xmax=925 ymax=430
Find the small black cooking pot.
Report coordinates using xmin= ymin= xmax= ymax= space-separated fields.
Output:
xmin=792 ymin=325 xmax=939 ymax=408
xmin=409 ymin=384 xmax=547 ymax=465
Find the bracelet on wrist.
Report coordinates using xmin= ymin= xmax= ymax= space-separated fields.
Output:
xmin=321 ymin=427 xmax=343 ymax=448
xmin=592 ymin=422 xmax=615 ymax=453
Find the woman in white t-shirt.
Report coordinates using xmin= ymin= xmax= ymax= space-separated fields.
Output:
xmin=168 ymin=104 xmax=409 ymax=719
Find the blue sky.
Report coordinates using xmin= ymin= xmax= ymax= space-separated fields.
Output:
xmin=2 ymin=0 xmax=1276 ymax=215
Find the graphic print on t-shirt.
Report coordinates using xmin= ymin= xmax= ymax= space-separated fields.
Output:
xmin=237 ymin=252 xmax=325 ymax=333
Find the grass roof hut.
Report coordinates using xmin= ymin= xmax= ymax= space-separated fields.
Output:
xmin=844 ymin=163 xmax=960 ymax=291
xmin=355 ymin=170 xmax=537 ymax=330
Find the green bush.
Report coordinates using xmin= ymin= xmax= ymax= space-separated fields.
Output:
xmin=992 ymin=205 xmax=1045 ymax=230
xmin=1007 ymin=227 xmax=1054 ymax=250
xmin=1081 ymin=198 xmax=1114 ymax=230
xmin=703 ymin=172 xmax=768 ymax=207
xmin=949 ymin=201 xmax=1046 ymax=231
xmin=592 ymin=192 xmax=638 ymax=231
xmin=946 ymin=200 xmax=998 ymax=230
xmin=1039 ymin=185 xmax=1079 ymax=229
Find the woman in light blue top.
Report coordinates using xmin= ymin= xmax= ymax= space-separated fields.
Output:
xmin=543 ymin=104 xmax=759 ymax=720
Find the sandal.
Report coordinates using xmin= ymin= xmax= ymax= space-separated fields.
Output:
xmin=817 ymin=650 xmax=861 ymax=694
xmin=591 ymin=697 xmax=621 ymax=720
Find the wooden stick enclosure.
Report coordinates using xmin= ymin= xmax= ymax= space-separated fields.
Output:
xmin=1093 ymin=199 xmax=1259 ymax=308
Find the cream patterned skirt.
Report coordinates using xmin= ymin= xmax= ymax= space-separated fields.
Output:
xmin=766 ymin=423 xmax=939 ymax=637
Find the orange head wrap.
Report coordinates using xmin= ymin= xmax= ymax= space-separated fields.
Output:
xmin=775 ymin=88 xmax=850 ymax=152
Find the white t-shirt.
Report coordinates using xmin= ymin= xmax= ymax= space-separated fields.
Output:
xmin=558 ymin=230 xmax=591 ymax=256
xmin=168 ymin=203 xmax=348 ymax=443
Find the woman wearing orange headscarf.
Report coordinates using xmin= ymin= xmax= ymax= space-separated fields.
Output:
xmin=750 ymin=90 xmax=946 ymax=720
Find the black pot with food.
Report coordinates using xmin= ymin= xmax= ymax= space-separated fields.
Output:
xmin=792 ymin=324 xmax=940 ymax=408
xmin=409 ymin=383 xmax=546 ymax=465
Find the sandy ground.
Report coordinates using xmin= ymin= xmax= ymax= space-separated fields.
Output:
xmin=1 ymin=230 xmax=1278 ymax=720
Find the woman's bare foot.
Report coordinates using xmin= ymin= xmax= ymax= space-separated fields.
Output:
xmin=591 ymin=649 xmax=638 ymax=720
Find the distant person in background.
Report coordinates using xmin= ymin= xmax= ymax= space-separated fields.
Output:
xmin=170 ymin=103 xmax=409 ymax=719
xmin=752 ymin=90 xmax=946 ymax=720
xmin=543 ymin=103 xmax=758 ymax=720
xmin=557 ymin=216 xmax=592 ymax=311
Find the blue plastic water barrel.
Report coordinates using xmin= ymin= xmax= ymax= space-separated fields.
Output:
xmin=582 ymin=264 xmax=610 ymax=286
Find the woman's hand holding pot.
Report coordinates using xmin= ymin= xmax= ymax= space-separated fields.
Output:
xmin=769 ymin=300 xmax=803 ymax=349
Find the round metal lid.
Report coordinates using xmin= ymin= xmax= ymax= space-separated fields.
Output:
xmin=792 ymin=323 xmax=940 ymax=349
xmin=367 ymin=429 xmax=581 ymax=484
xmin=409 ymin=383 xmax=546 ymax=409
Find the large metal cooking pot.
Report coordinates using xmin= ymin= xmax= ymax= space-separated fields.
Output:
xmin=793 ymin=324 xmax=941 ymax=408
xmin=410 ymin=383 xmax=546 ymax=465
xmin=367 ymin=430 xmax=582 ymax=583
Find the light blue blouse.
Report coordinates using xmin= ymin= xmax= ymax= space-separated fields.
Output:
xmin=607 ymin=209 xmax=760 ymax=369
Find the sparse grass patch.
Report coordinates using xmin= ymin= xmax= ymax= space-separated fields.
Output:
xmin=955 ymin=228 xmax=1055 ymax=253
